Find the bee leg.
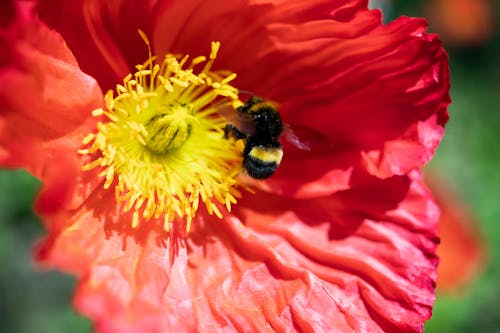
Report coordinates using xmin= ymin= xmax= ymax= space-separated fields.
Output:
xmin=224 ymin=124 xmax=246 ymax=140
xmin=224 ymin=124 xmax=233 ymax=138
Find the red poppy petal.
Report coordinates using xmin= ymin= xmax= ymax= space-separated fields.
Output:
xmin=251 ymin=149 xmax=357 ymax=199
xmin=39 ymin=167 xmax=437 ymax=332
xmin=37 ymin=0 xmax=159 ymax=92
xmin=0 ymin=3 xmax=102 ymax=180
xmin=37 ymin=187 xmax=199 ymax=331
xmin=230 ymin=170 xmax=438 ymax=332
xmin=0 ymin=0 xmax=15 ymax=28
xmin=152 ymin=0 xmax=369 ymax=61
xmin=74 ymin=237 xmax=198 ymax=333
xmin=271 ymin=16 xmax=450 ymax=179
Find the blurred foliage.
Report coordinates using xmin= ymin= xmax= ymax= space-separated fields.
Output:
xmin=0 ymin=1 xmax=499 ymax=332
xmin=0 ymin=170 xmax=91 ymax=333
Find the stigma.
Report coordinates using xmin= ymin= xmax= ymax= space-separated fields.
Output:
xmin=79 ymin=37 xmax=244 ymax=232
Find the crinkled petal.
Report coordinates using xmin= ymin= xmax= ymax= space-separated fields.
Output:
xmin=250 ymin=149 xmax=356 ymax=198
xmin=37 ymin=170 xmax=437 ymax=332
xmin=0 ymin=3 xmax=102 ymax=182
xmin=229 ymin=170 xmax=438 ymax=332
xmin=0 ymin=3 xmax=96 ymax=139
xmin=1 ymin=3 xmax=104 ymax=225
xmin=37 ymin=0 xmax=160 ymax=91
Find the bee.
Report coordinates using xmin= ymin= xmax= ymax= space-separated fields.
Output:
xmin=224 ymin=96 xmax=284 ymax=179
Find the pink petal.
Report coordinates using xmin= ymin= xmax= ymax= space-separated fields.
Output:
xmin=0 ymin=3 xmax=102 ymax=184
xmin=38 ymin=168 xmax=438 ymax=332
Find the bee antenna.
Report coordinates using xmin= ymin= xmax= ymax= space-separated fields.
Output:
xmin=238 ymin=90 xmax=255 ymax=97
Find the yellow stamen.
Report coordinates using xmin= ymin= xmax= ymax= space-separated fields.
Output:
xmin=81 ymin=38 xmax=244 ymax=233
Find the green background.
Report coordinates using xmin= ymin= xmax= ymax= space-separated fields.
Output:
xmin=0 ymin=1 xmax=499 ymax=332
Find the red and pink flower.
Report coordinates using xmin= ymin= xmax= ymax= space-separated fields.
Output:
xmin=1 ymin=0 xmax=450 ymax=332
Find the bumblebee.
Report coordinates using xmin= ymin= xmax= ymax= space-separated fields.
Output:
xmin=224 ymin=96 xmax=283 ymax=179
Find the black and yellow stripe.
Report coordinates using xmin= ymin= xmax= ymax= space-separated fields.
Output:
xmin=243 ymin=146 xmax=283 ymax=179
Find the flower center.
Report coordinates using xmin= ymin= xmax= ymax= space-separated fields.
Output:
xmin=79 ymin=37 xmax=245 ymax=232
xmin=144 ymin=103 xmax=194 ymax=154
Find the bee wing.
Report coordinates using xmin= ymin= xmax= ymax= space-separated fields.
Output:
xmin=282 ymin=123 xmax=332 ymax=152
xmin=214 ymin=102 xmax=256 ymax=135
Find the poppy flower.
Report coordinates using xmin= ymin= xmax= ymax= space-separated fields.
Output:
xmin=1 ymin=0 xmax=450 ymax=332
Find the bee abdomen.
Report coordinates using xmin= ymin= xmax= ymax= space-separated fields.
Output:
xmin=243 ymin=146 xmax=283 ymax=179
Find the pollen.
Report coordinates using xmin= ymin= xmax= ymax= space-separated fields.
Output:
xmin=80 ymin=38 xmax=244 ymax=232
